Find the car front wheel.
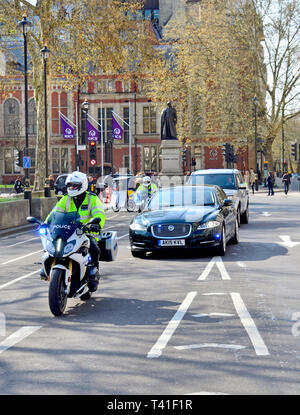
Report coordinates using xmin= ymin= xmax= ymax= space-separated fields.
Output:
xmin=215 ymin=225 xmax=226 ymax=256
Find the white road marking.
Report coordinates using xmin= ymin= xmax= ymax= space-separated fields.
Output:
xmin=0 ymin=326 xmax=42 ymax=355
xmin=118 ymin=233 xmax=129 ymax=240
xmin=261 ymin=212 xmax=271 ymax=217
xmin=202 ymin=293 xmax=227 ymax=296
xmin=230 ymin=292 xmax=269 ymax=356
xmin=0 ymin=312 xmax=5 ymax=337
xmin=147 ymin=291 xmax=197 ymax=359
xmin=0 ymin=269 xmax=41 ymax=290
xmin=237 ymin=261 xmax=248 ymax=268
xmin=192 ymin=313 xmax=235 ymax=318
xmin=279 ymin=235 xmax=300 ymax=248
xmin=198 ymin=257 xmax=231 ymax=280
xmin=1 ymin=250 xmax=43 ymax=265
xmin=174 ymin=343 xmax=246 ymax=351
xmin=6 ymin=237 xmax=39 ymax=248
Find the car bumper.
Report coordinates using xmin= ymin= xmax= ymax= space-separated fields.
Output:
xmin=129 ymin=228 xmax=222 ymax=252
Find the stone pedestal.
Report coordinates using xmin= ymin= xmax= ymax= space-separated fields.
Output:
xmin=159 ymin=140 xmax=184 ymax=186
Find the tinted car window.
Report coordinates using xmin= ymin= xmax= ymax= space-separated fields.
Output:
xmin=189 ymin=174 xmax=237 ymax=190
xmin=149 ymin=187 xmax=216 ymax=210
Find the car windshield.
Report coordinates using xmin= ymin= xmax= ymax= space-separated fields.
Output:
xmin=188 ymin=174 xmax=236 ymax=190
xmin=48 ymin=211 xmax=81 ymax=240
xmin=149 ymin=187 xmax=216 ymax=210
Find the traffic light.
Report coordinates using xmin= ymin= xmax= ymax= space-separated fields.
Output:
xmin=291 ymin=143 xmax=297 ymax=160
xmin=191 ymin=157 xmax=196 ymax=166
xmin=89 ymin=141 xmax=97 ymax=165
xmin=16 ymin=150 xmax=23 ymax=167
xmin=182 ymin=148 xmax=187 ymax=165
xmin=222 ymin=143 xmax=231 ymax=162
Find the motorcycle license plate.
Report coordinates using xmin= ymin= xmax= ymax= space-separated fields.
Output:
xmin=158 ymin=239 xmax=185 ymax=246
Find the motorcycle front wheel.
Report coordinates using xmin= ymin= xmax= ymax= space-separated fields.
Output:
xmin=49 ymin=268 xmax=68 ymax=316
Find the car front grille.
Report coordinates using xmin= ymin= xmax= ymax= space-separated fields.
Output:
xmin=151 ymin=223 xmax=191 ymax=239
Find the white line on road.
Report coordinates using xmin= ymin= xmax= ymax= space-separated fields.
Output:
xmin=147 ymin=291 xmax=197 ymax=359
xmin=1 ymin=250 xmax=43 ymax=265
xmin=230 ymin=292 xmax=269 ymax=356
xmin=0 ymin=326 xmax=42 ymax=355
xmin=118 ymin=233 xmax=129 ymax=240
xmin=192 ymin=313 xmax=235 ymax=318
xmin=237 ymin=261 xmax=248 ymax=268
xmin=198 ymin=257 xmax=231 ymax=280
xmin=6 ymin=237 xmax=39 ymax=248
xmin=0 ymin=269 xmax=41 ymax=290
xmin=174 ymin=343 xmax=246 ymax=351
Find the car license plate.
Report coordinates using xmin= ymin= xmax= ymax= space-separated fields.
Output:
xmin=158 ymin=239 xmax=185 ymax=246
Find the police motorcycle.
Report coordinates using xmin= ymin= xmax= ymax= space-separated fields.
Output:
xmin=27 ymin=211 xmax=118 ymax=317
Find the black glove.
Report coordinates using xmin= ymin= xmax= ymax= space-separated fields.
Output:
xmin=89 ymin=223 xmax=101 ymax=233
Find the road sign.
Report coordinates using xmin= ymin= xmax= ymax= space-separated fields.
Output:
xmin=90 ymin=159 xmax=96 ymax=166
xmin=23 ymin=156 xmax=31 ymax=169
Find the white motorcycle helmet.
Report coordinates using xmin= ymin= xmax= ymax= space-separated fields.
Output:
xmin=66 ymin=171 xmax=88 ymax=197
xmin=143 ymin=176 xmax=151 ymax=186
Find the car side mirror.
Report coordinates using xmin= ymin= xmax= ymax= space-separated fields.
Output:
xmin=223 ymin=199 xmax=232 ymax=206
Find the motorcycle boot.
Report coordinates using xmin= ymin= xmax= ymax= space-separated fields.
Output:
xmin=40 ymin=268 xmax=48 ymax=281
xmin=87 ymin=265 xmax=100 ymax=292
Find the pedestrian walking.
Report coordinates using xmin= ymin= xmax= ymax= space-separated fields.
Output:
xmin=282 ymin=171 xmax=291 ymax=195
xmin=267 ymin=172 xmax=275 ymax=196
xmin=14 ymin=176 xmax=24 ymax=193
xmin=249 ymin=168 xmax=256 ymax=194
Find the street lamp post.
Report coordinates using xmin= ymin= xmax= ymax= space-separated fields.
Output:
xmin=253 ymin=97 xmax=258 ymax=174
xmin=40 ymin=45 xmax=51 ymax=197
xmin=17 ymin=15 xmax=32 ymax=198
xmin=82 ymin=99 xmax=89 ymax=174
xmin=282 ymin=107 xmax=285 ymax=174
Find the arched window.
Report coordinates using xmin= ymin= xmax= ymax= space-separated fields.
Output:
xmin=28 ymin=98 xmax=37 ymax=135
xmin=4 ymin=98 xmax=20 ymax=136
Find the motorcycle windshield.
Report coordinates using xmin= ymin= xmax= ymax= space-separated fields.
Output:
xmin=48 ymin=211 xmax=81 ymax=241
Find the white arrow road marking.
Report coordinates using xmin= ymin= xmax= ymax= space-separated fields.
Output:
xmin=198 ymin=257 xmax=231 ymax=281
xmin=279 ymin=235 xmax=300 ymax=248
xmin=230 ymin=293 xmax=269 ymax=356
xmin=0 ymin=326 xmax=42 ymax=355
xmin=174 ymin=343 xmax=246 ymax=351
xmin=0 ymin=269 xmax=41 ymax=290
xmin=147 ymin=291 xmax=197 ymax=359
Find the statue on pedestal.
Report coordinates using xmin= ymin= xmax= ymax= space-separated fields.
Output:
xmin=160 ymin=102 xmax=177 ymax=140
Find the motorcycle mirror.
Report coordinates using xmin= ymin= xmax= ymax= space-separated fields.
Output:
xmin=27 ymin=216 xmax=41 ymax=224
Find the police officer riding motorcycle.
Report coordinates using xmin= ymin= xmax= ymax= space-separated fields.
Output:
xmin=42 ymin=171 xmax=106 ymax=293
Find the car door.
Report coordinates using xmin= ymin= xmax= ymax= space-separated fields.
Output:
xmin=236 ymin=172 xmax=247 ymax=213
xmin=216 ymin=188 xmax=235 ymax=240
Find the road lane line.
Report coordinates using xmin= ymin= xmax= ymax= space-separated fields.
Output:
xmin=174 ymin=343 xmax=246 ymax=351
xmin=0 ymin=326 xmax=42 ymax=355
xmin=0 ymin=269 xmax=41 ymax=290
xmin=118 ymin=233 xmax=129 ymax=240
xmin=230 ymin=292 xmax=269 ymax=356
xmin=147 ymin=291 xmax=197 ymax=359
xmin=192 ymin=313 xmax=235 ymax=318
xmin=1 ymin=250 xmax=43 ymax=265
xmin=198 ymin=257 xmax=231 ymax=280
xmin=6 ymin=237 xmax=39 ymax=248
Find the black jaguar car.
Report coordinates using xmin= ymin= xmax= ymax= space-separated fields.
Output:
xmin=129 ymin=185 xmax=239 ymax=258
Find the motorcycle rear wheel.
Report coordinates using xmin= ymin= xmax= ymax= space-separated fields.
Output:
xmin=49 ymin=269 xmax=68 ymax=316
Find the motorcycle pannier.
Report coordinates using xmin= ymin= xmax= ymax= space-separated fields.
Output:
xmin=98 ymin=231 xmax=118 ymax=261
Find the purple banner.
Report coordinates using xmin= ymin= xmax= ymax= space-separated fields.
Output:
xmin=87 ymin=119 xmax=99 ymax=141
xmin=60 ymin=115 xmax=74 ymax=139
xmin=112 ymin=115 xmax=123 ymax=140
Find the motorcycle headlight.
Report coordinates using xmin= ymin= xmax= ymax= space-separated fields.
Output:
xmin=129 ymin=222 xmax=147 ymax=231
xmin=197 ymin=221 xmax=220 ymax=230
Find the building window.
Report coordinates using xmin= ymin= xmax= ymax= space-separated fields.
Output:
xmin=52 ymin=91 xmax=68 ymax=135
xmin=143 ymin=106 xmax=156 ymax=134
xmin=52 ymin=148 xmax=69 ymax=174
xmin=143 ymin=146 xmax=158 ymax=172
xmin=98 ymin=107 xmax=113 ymax=142
xmin=4 ymin=98 xmax=20 ymax=136
xmin=28 ymin=98 xmax=37 ymax=135
xmin=123 ymin=107 xmax=129 ymax=144
xmin=4 ymin=148 xmax=21 ymax=174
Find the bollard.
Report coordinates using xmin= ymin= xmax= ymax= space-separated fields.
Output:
xmin=44 ymin=184 xmax=51 ymax=198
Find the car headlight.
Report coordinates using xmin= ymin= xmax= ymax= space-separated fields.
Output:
xmin=197 ymin=221 xmax=221 ymax=230
xmin=129 ymin=222 xmax=148 ymax=231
